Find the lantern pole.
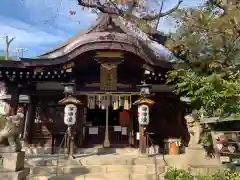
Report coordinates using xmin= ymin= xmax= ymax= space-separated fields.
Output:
xmin=61 ymin=83 xmax=80 ymax=158
xmin=136 ymin=81 xmax=152 ymax=155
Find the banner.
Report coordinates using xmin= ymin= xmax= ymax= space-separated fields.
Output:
xmin=119 ymin=110 xmax=129 ymax=126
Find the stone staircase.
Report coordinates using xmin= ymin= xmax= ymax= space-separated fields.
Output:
xmin=26 ymin=153 xmax=169 ymax=180
xmin=25 ymin=147 xmax=222 ymax=180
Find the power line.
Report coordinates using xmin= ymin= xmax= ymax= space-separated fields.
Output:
xmin=16 ymin=48 xmax=28 ymax=59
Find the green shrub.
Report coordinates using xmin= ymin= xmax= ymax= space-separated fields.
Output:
xmin=164 ymin=168 xmax=240 ymax=180
xmin=195 ymin=175 xmax=212 ymax=180
xmin=211 ymin=169 xmax=240 ymax=180
xmin=164 ymin=168 xmax=194 ymax=180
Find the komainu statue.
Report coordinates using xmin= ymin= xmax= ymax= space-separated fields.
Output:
xmin=185 ymin=113 xmax=203 ymax=147
xmin=183 ymin=112 xmax=220 ymax=168
xmin=0 ymin=107 xmax=24 ymax=152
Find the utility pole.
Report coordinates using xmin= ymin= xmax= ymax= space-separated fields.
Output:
xmin=1 ymin=35 xmax=15 ymax=60
xmin=16 ymin=48 xmax=28 ymax=59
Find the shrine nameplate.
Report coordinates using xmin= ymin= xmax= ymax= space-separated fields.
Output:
xmin=100 ymin=66 xmax=117 ymax=90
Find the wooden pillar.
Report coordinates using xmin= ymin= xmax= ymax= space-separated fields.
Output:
xmin=23 ymin=97 xmax=34 ymax=143
xmin=7 ymin=83 xmax=19 ymax=114
xmin=27 ymin=97 xmax=36 ymax=143
xmin=68 ymin=126 xmax=73 ymax=156
xmin=103 ymin=95 xmax=110 ymax=147
xmin=22 ymin=105 xmax=28 ymax=140
xmin=76 ymin=105 xmax=84 ymax=147
xmin=128 ymin=109 xmax=134 ymax=147
xmin=139 ymin=124 xmax=147 ymax=154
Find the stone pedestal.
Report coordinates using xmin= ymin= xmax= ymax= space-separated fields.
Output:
xmin=3 ymin=151 xmax=25 ymax=171
xmin=0 ymin=151 xmax=30 ymax=180
xmin=183 ymin=115 xmax=221 ymax=169
xmin=0 ymin=168 xmax=30 ymax=180
xmin=184 ymin=137 xmax=221 ymax=169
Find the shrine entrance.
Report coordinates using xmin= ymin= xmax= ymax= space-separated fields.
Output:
xmin=79 ymin=93 xmax=139 ymax=148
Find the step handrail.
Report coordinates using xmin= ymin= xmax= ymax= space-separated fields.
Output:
xmin=56 ymin=129 xmax=68 ymax=176
xmin=146 ymin=132 xmax=159 ymax=180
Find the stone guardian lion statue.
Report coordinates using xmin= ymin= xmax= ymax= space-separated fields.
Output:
xmin=0 ymin=108 xmax=24 ymax=152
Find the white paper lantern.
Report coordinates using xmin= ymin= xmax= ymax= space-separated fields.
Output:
xmin=64 ymin=104 xmax=77 ymax=126
xmin=138 ymin=104 xmax=149 ymax=125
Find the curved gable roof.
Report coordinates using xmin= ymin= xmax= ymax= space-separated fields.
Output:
xmin=18 ymin=14 xmax=172 ymax=69
xmin=38 ymin=14 xmax=169 ymax=59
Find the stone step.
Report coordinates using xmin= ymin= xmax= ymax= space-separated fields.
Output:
xmin=34 ymin=172 xmax=164 ymax=180
xmin=25 ymin=157 xmax=76 ymax=167
xmin=25 ymin=155 xmax=169 ymax=167
xmin=27 ymin=176 xmax=49 ymax=180
xmin=28 ymin=164 xmax=166 ymax=176
xmin=79 ymin=157 xmax=168 ymax=166
xmin=23 ymin=146 xmax=139 ymax=156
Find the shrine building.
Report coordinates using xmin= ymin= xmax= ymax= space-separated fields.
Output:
xmin=0 ymin=14 xmax=190 ymax=154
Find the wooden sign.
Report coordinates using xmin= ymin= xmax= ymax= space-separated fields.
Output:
xmin=100 ymin=65 xmax=117 ymax=90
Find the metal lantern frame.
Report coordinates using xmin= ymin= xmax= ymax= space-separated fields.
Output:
xmin=136 ymin=82 xmax=152 ymax=97
xmin=62 ymin=82 xmax=76 ymax=95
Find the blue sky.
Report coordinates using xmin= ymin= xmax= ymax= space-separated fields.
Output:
xmin=0 ymin=0 xmax=204 ymax=58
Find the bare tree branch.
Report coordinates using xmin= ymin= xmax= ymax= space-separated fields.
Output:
xmin=77 ymin=0 xmax=119 ymax=15
xmin=108 ymin=0 xmax=124 ymax=16
xmin=77 ymin=0 xmax=182 ymax=21
xmin=141 ymin=0 xmax=183 ymax=21
xmin=125 ymin=0 xmax=138 ymax=17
